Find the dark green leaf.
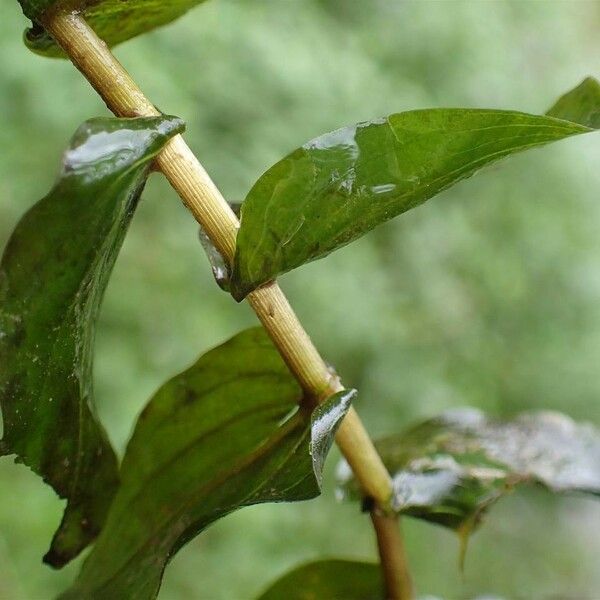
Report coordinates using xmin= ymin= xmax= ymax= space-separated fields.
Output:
xmin=256 ymin=559 xmax=382 ymax=600
xmin=546 ymin=77 xmax=600 ymax=128
xmin=231 ymin=108 xmax=597 ymax=301
xmin=61 ymin=328 xmax=353 ymax=599
xmin=19 ymin=0 xmax=209 ymax=58
xmin=337 ymin=408 xmax=600 ymax=535
xmin=0 ymin=115 xmax=184 ymax=567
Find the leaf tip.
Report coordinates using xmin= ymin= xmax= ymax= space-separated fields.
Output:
xmin=546 ymin=76 xmax=600 ymax=128
xmin=310 ymin=389 xmax=355 ymax=487
xmin=43 ymin=505 xmax=97 ymax=569
xmin=456 ymin=518 xmax=476 ymax=574
xmin=157 ymin=114 xmax=186 ymax=139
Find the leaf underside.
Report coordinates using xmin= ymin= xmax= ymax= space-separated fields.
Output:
xmin=61 ymin=328 xmax=353 ymax=600
xmin=19 ymin=0 xmax=208 ymax=58
xmin=337 ymin=408 xmax=600 ymax=535
xmin=256 ymin=559 xmax=382 ymax=600
xmin=231 ymin=78 xmax=600 ymax=301
xmin=0 ymin=115 xmax=183 ymax=567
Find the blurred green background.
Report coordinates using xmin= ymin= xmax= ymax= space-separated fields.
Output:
xmin=1 ymin=1 xmax=600 ymax=598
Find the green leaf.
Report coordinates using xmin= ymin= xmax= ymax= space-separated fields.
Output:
xmin=546 ymin=77 xmax=600 ymax=127
xmin=19 ymin=0 xmax=209 ymax=58
xmin=61 ymin=328 xmax=353 ymax=599
xmin=0 ymin=115 xmax=184 ymax=567
xmin=256 ymin=559 xmax=382 ymax=600
xmin=231 ymin=107 xmax=597 ymax=301
xmin=337 ymin=408 xmax=600 ymax=537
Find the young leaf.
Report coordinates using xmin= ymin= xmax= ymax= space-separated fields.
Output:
xmin=18 ymin=0 xmax=209 ymax=58
xmin=232 ymin=94 xmax=600 ymax=301
xmin=337 ymin=408 xmax=600 ymax=536
xmin=546 ymin=77 xmax=600 ymax=127
xmin=0 ymin=115 xmax=184 ymax=567
xmin=256 ymin=559 xmax=382 ymax=600
xmin=61 ymin=328 xmax=353 ymax=599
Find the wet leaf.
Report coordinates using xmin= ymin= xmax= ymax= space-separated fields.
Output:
xmin=197 ymin=201 xmax=241 ymax=292
xmin=18 ymin=0 xmax=209 ymax=58
xmin=232 ymin=107 xmax=597 ymax=301
xmin=337 ymin=408 xmax=600 ymax=534
xmin=61 ymin=328 xmax=353 ymax=599
xmin=198 ymin=226 xmax=231 ymax=291
xmin=256 ymin=559 xmax=382 ymax=600
xmin=0 ymin=115 xmax=184 ymax=567
xmin=546 ymin=77 xmax=600 ymax=128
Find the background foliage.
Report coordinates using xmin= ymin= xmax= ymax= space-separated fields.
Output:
xmin=1 ymin=0 xmax=599 ymax=598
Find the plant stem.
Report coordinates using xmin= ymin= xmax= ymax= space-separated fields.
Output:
xmin=371 ymin=513 xmax=414 ymax=600
xmin=42 ymin=9 xmax=411 ymax=592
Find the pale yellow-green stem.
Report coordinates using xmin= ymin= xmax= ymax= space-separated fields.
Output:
xmin=41 ymin=9 xmax=413 ymax=599
xmin=371 ymin=513 xmax=414 ymax=599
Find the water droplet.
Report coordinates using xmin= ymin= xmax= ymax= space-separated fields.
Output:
xmin=198 ymin=227 xmax=231 ymax=292
xmin=371 ymin=183 xmax=396 ymax=194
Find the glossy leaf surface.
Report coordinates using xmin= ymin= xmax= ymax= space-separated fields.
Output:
xmin=257 ymin=560 xmax=382 ymax=600
xmin=0 ymin=115 xmax=183 ymax=566
xmin=337 ymin=408 xmax=600 ymax=533
xmin=61 ymin=328 xmax=353 ymax=599
xmin=19 ymin=0 xmax=208 ymax=58
xmin=232 ymin=109 xmax=595 ymax=300
xmin=546 ymin=77 xmax=600 ymax=127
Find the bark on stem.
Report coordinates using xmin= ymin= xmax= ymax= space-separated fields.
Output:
xmin=41 ymin=8 xmax=410 ymax=592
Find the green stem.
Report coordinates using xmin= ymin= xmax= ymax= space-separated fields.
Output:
xmin=371 ymin=513 xmax=414 ymax=600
